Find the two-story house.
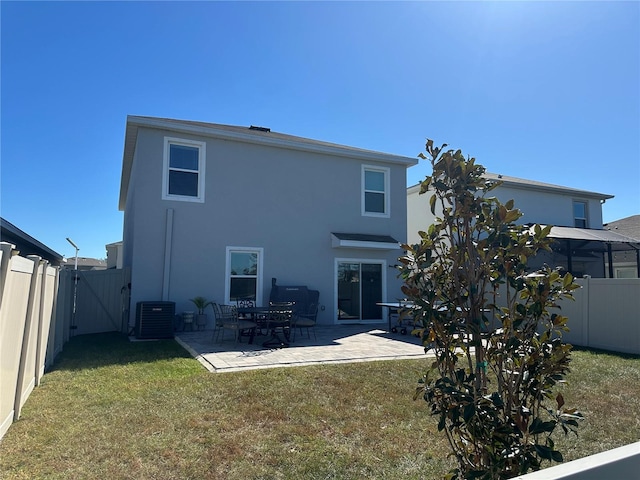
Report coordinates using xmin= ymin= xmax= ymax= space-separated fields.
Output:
xmin=119 ymin=116 xmax=418 ymax=328
xmin=408 ymin=172 xmax=640 ymax=278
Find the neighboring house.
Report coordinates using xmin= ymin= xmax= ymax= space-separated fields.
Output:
xmin=105 ymin=241 xmax=123 ymax=269
xmin=605 ymin=215 xmax=640 ymax=239
xmin=61 ymin=257 xmax=107 ymax=271
xmin=0 ymin=217 xmax=64 ymax=266
xmin=118 ymin=116 xmax=418 ymax=327
xmin=407 ymin=173 xmax=640 ymax=278
xmin=604 ymin=215 xmax=640 ymax=278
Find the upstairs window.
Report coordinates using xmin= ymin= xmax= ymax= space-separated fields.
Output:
xmin=162 ymin=137 xmax=206 ymax=202
xmin=362 ymin=165 xmax=390 ymax=217
xmin=573 ymin=201 xmax=588 ymax=228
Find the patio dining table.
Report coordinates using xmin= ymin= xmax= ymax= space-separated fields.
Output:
xmin=377 ymin=301 xmax=415 ymax=334
xmin=237 ymin=306 xmax=271 ymax=318
xmin=237 ymin=305 xmax=294 ymax=348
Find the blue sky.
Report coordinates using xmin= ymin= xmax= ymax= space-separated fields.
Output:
xmin=2 ymin=1 xmax=639 ymax=260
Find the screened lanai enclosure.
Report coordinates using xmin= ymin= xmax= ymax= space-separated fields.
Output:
xmin=529 ymin=226 xmax=640 ymax=278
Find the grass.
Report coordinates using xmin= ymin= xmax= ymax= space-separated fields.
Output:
xmin=0 ymin=334 xmax=638 ymax=479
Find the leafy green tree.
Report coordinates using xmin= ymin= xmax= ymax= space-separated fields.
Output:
xmin=399 ymin=140 xmax=583 ymax=479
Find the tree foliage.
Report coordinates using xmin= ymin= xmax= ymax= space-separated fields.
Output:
xmin=399 ymin=140 xmax=583 ymax=479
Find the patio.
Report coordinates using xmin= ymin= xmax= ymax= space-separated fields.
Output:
xmin=175 ymin=323 xmax=429 ymax=373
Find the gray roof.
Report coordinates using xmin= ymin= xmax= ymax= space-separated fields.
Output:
xmin=408 ymin=172 xmax=613 ymax=200
xmin=131 ymin=117 xmax=412 ymax=158
xmin=604 ymin=215 xmax=640 ymax=241
xmin=545 ymin=225 xmax=640 ymax=245
xmin=0 ymin=217 xmax=64 ymax=265
xmin=120 ymin=116 xmax=418 ymax=210
xmin=62 ymin=257 xmax=107 ymax=269
xmin=332 ymin=233 xmax=399 ymax=244
xmin=482 ymin=172 xmax=613 ymax=200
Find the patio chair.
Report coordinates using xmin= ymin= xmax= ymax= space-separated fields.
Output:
xmin=211 ymin=303 xmax=257 ymax=344
xmin=236 ymin=298 xmax=255 ymax=317
xmin=236 ymin=298 xmax=270 ymax=334
xmin=262 ymin=302 xmax=294 ymax=348
xmin=291 ymin=302 xmax=318 ymax=341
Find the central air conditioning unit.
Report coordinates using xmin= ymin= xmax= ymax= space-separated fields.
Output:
xmin=135 ymin=301 xmax=175 ymax=339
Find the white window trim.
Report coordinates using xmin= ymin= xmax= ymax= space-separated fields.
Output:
xmin=162 ymin=136 xmax=206 ymax=203
xmin=362 ymin=165 xmax=390 ymax=218
xmin=224 ymin=246 xmax=264 ymax=305
xmin=573 ymin=200 xmax=588 ymax=228
xmin=334 ymin=257 xmax=387 ymax=324
xmin=614 ymin=266 xmax=636 ymax=279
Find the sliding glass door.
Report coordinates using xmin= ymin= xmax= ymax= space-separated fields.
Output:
xmin=336 ymin=260 xmax=383 ymax=321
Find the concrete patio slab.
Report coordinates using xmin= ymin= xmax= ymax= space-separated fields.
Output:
xmin=175 ymin=324 xmax=430 ymax=373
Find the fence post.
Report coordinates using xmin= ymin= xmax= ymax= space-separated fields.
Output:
xmin=45 ymin=267 xmax=61 ymax=370
xmin=61 ymin=268 xmax=72 ymax=344
xmin=0 ymin=242 xmax=15 ymax=311
xmin=0 ymin=242 xmax=19 ymax=439
xmin=121 ymin=267 xmax=131 ymax=333
xmin=13 ymin=255 xmax=42 ymax=421
xmin=582 ymin=275 xmax=590 ymax=348
xmin=34 ymin=260 xmax=51 ymax=386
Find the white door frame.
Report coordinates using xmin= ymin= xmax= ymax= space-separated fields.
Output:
xmin=334 ymin=257 xmax=387 ymax=324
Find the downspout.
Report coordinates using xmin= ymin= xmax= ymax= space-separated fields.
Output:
xmin=566 ymin=239 xmax=573 ymax=275
xmin=162 ymin=209 xmax=174 ymax=301
xmin=607 ymin=243 xmax=614 ymax=278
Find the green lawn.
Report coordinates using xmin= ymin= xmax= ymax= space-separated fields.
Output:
xmin=1 ymin=333 xmax=638 ymax=479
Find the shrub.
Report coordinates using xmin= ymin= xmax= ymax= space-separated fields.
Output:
xmin=399 ymin=140 xmax=583 ymax=479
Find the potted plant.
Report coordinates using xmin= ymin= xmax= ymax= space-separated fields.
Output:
xmin=190 ymin=296 xmax=212 ymax=330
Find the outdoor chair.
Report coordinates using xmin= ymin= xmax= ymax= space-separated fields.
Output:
xmin=236 ymin=297 xmax=270 ymax=334
xmin=262 ymin=302 xmax=294 ymax=348
xmin=211 ymin=303 xmax=257 ymax=344
xmin=291 ymin=302 xmax=318 ymax=341
xmin=236 ymin=298 xmax=255 ymax=317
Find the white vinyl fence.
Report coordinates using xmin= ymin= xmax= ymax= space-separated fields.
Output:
xmin=516 ymin=441 xmax=640 ymax=480
xmin=489 ymin=276 xmax=640 ymax=354
xmin=0 ymin=241 xmax=131 ymax=441
xmin=0 ymin=243 xmax=58 ymax=440
xmin=558 ymin=276 xmax=640 ymax=354
xmin=57 ymin=267 xmax=131 ymax=337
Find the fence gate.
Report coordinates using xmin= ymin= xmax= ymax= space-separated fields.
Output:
xmin=58 ymin=267 xmax=131 ymax=336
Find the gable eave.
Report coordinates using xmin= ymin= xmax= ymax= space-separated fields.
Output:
xmin=119 ymin=116 xmax=418 ymax=210
xmin=407 ymin=173 xmax=614 ymax=201
xmin=482 ymin=172 xmax=614 ymax=200
xmin=119 ymin=119 xmax=138 ymax=211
